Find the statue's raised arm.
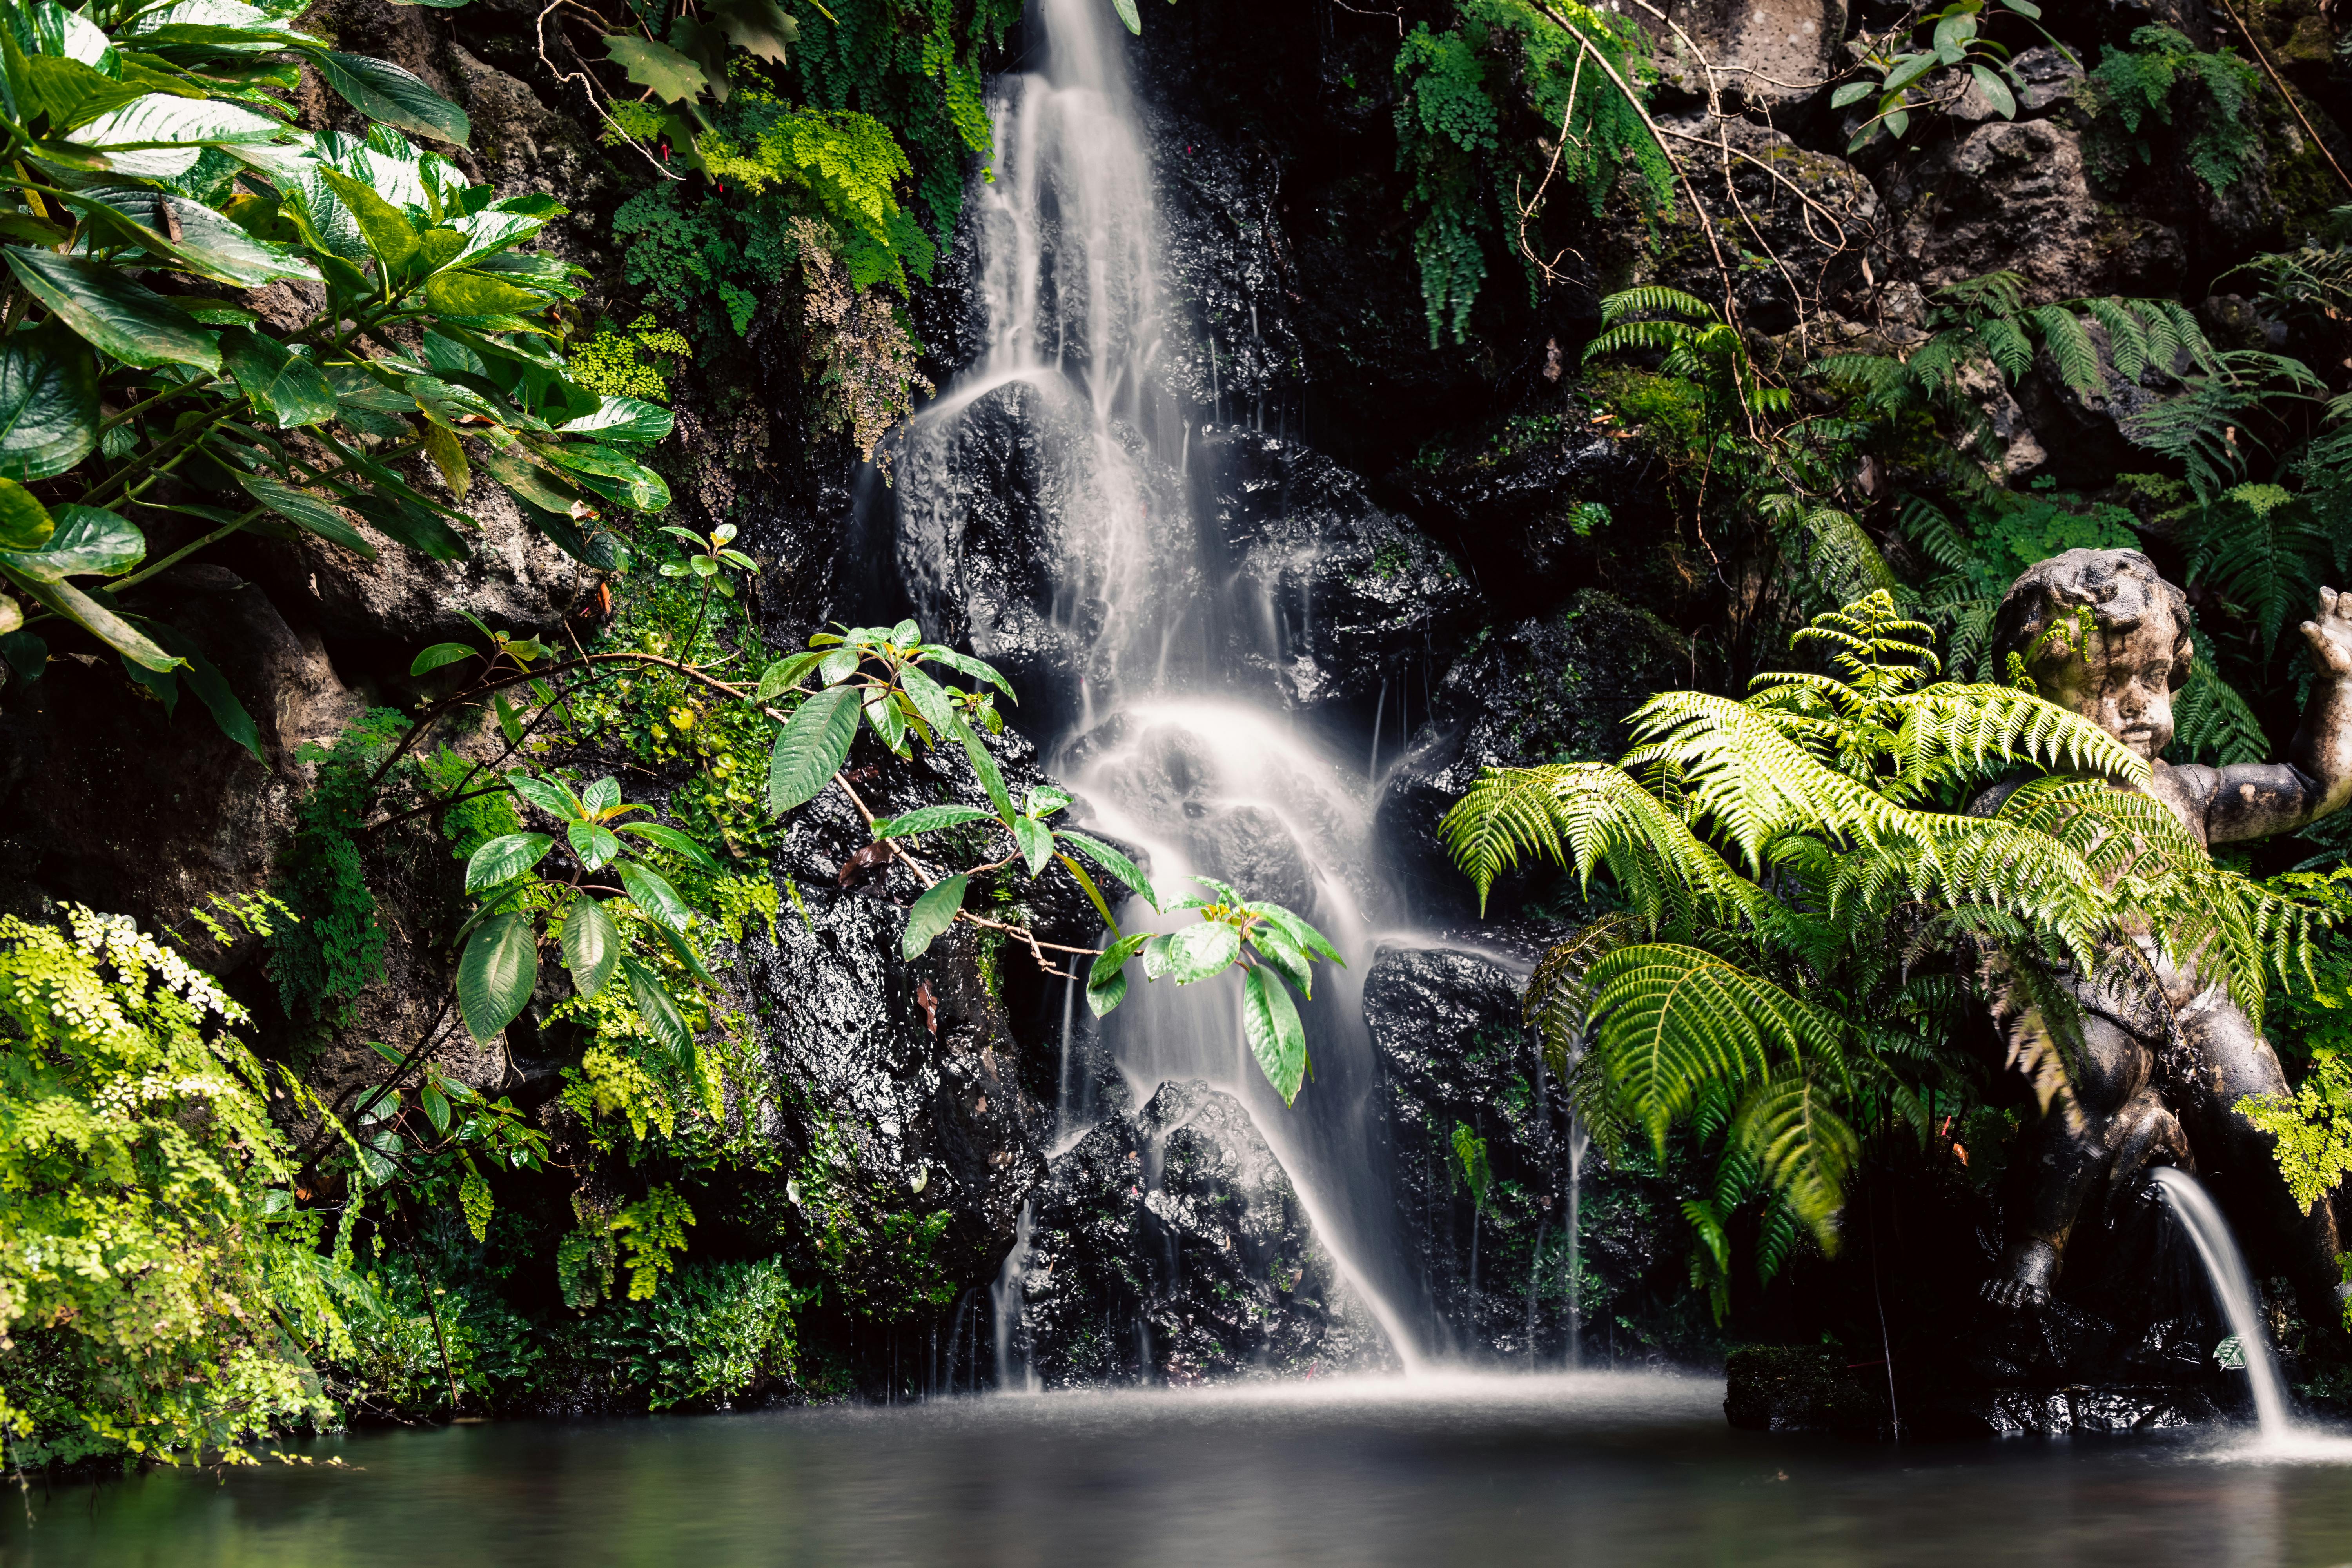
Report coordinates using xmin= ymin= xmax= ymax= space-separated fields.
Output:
xmin=2187 ymin=587 xmax=2352 ymax=843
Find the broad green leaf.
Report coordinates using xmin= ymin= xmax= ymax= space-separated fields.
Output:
xmin=1111 ymin=0 xmax=1142 ymax=32
xmin=1055 ymin=829 xmax=1157 ymax=910
xmin=1970 ymin=62 xmax=2016 ymax=118
xmin=2000 ymin=0 xmax=2040 ymax=15
xmin=0 ymin=479 xmax=53 ymax=550
xmin=817 ymin=645 xmax=859 ymax=685
xmin=919 ymin=645 xmax=1016 ymax=697
xmin=864 ymin=688 xmax=907 ymax=752
xmin=475 ymin=449 xmax=583 ymax=514
xmin=420 ymin=421 xmax=470 ymax=499
xmin=1243 ymin=901 xmax=1344 ymax=964
xmin=956 ymin=717 xmax=1016 ymax=824
xmin=1829 ymin=80 xmax=1874 ymax=108
xmin=1086 ymin=933 xmax=1149 ymax=1017
xmin=767 ymin=684 xmax=860 ymax=813
xmin=4 ymin=247 xmax=218 ymax=371
xmin=615 ymin=821 xmax=720 ymax=870
xmin=505 ymin=769 xmax=583 ymax=819
xmin=622 ymin=954 xmax=693 ymax=1064
xmin=896 ymin=661 xmax=962 ymax=738
xmin=235 ymin=474 xmax=375 ymax=557
xmin=1242 ymin=967 xmax=1308 ymax=1105
xmin=421 ymin=1081 xmax=451 ymax=1133
xmin=1247 ymin=922 xmax=1313 ymax=999
xmin=1163 ymin=918 xmax=1241 ymax=984
xmin=1880 ymin=52 xmax=1939 ymax=95
xmin=654 ymin=920 xmax=715 ymax=985
xmin=220 ymin=327 xmax=337 ymax=427
xmin=346 ymin=492 xmax=470 ymax=561
xmin=604 ymin=34 xmax=708 ymax=104
xmin=302 ymin=49 xmax=470 ymax=143
xmin=318 ymin=166 xmax=419 ymax=270
xmin=74 ymin=92 xmax=287 ymax=149
xmin=708 ymin=0 xmax=798 ymax=63
xmin=1931 ymin=14 xmax=1973 ymax=64
xmin=0 ymin=504 xmax=140 ymax=581
xmin=557 ymin=394 xmax=673 ymax=445
xmin=465 ymin=830 xmax=552 ymax=890
xmin=567 ymin=818 xmax=621 ymax=870
xmin=580 ymin=777 xmax=620 ymax=815
xmin=756 ymin=651 xmax=824 ymax=701
xmin=902 ymin=873 xmax=967 ymax=958
xmin=457 ymin=912 xmax=539 ymax=1040
xmin=561 ymin=896 xmax=620 ymax=997
xmin=616 ymin=858 xmax=693 ymax=933
xmin=1011 ymin=815 xmax=1054 ymax=877
xmin=0 ymin=568 xmax=175 ymax=670
xmin=872 ymin=804 xmax=995 ymax=839
xmin=409 ymin=641 xmax=475 ymax=675
xmin=425 ymin=269 xmax=542 ymax=318
xmin=0 ymin=320 xmax=96 ymax=480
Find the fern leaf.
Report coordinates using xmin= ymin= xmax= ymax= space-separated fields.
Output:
xmin=1731 ymin=1065 xmax=1860 ymax=1254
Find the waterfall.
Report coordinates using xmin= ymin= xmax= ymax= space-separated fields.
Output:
xmin=992 ymin=1199 xmax=1040 ymax=1394
xmin=2147 ymin=1168 xmax=2292 ymax=1441
xmin=895 ymin=0 xmax=1426 ymax=1372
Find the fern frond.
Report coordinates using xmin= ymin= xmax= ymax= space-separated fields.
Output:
xmin=2030 ymin=305 xmax=2105 ymax=399
xmin=1976 ymin=317 xmax=2034 ymax=383
xmin=1886 ymin=684 xmax=2149 ymax=797
xmin=1524 ymin=916 xmax=1635 ymax=1074
xmin=2082 ymin=297 xmax=2153 ymax=383
xmin=1732 ymin=1065 xmax=1860 ymax=1253
xmin=2172 ymin=657 xmax=2269 ymax=765
xmin=1596 ymin=284 xmax=1713 ymax=327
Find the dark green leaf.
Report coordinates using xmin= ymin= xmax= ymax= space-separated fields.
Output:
xmin=872 ymin=804 xmax=995 ymax=839
xmin=895 ymin=661 xmax=962 ymax=739
xmin=0 ymin=321 xmax=97 ymax=481
xmin=561 ymin=896 xmax=619 ymax=998
xmin=0 ymin=628 xmax=47 ymax=681
xmin=558 ymin=395 xmax=673 ymax=445
xmin=622 ymin=954 xmax=693 ymax=1065
xmin=707 ymin=0 xmax=798 ymax=63
xmin=220 ymin=327 xmax=336 ymax=427
xmin=0 ymin=478 xmax=53 ymax=551
xmin=767 ymin=684 xmax=860 ymax=814
xmin=654 ymin=919 xmax=715 ymax=985
xmin=755 ymin=650 xmax=824 ymax=700
xmin=302 ymin=49 xmax=470 ymax=143
xmin=421 ymin=1081 xmax=451 ymax=1134
xmin=1970 ymin=62 xmax=2016 ymax=118
xmin=347 ymin=492 xmax=470 ymax=561
xmin=615 ymin=821 xmax=720 ymax=870
xmin=2000 ymin=0 xmax=2040 ymax=15
xmin=235 ymin=474 xmax=375 ymax=557
xmin=1 ymin=567 xmax=175 ymax=670
xmin=465 ymin=831 xmax=552 ymax=890
xmin=3 ymin=246 xmax=217 ymax=371
xmin=1054 ymin=829 xmax=1157 ymax=910
xmin=1242 ymin=967 xmax=1308 ymax=1105
xmin=919 ymin=645 xmax=1015 ymax=697
xmin=902 ymin=873 xmax=967 ymax=959
xmin=506 ymin=770 xmax=582 ymax=819
xmin=318 ymin=166 xmax=419 ymax=270
xmin=603 ymin=34 xmax=708 ymax=104
xmin=1880 ymin=53 xmax=1939 ymax=95
xmin=956 ymin=716 xmax=1016 ymax=824
xmin=1829 ymin=80 xmax=1874 ymax=108
xmin=457 ymin=912 xmax=539 ymax=1040
xmin=616 ymin=858 xmax=692 ymax=933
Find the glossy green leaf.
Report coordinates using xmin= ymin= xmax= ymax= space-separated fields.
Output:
xmin=234 ymin=474 xmax=375 ymax=557
xmin=425 ymin=269 xmax=543 ymax=318
xmin=895 ymin=661 xmax=962 ymax=739
xmin=1829 ymin=80 xmax=1875 ymax=109
xmin=220 ymin=327 xmax=337 ymax=427
xmin=409 ymin=641 xmax=475 ymax=675
xmin=1242 ymin=967 xmax=1308 ymax=1105
xmin=567 ymin=819 xmax=620 ymax=871
xmin=956 ymin=717 xmax=1016 ymax=824
xmin=902 ymin=873 xmax=967 ymax=959
xmin=303 ymin=49 xmax=470 ymax=143
xmin=1243 ymin=901 xmax=1344 ymax=964
xmin=1085 ymin=933 xmax=1149 ymax=1017
xmin=1054 ymin=829 xmax=1157 ymax=910
xmin=654 ymin=919 xmax=715 ymax=985
xmin=1011 ymin=814 xmax=1054 ymax=877
xmin=1971 ymin=62 xmax=2016 ymax=118
xmin=465 ymin=831 xmax=552 ymax=890
xmin=0 ymin=479 xmax=53 ymax=551
xmin=506 ymin=770 xmax=583 ymax=819
xmin=0 ymin=321 xmax=97 ymax=481
xmin=318 ymin=166 xmax=419 ymax=270
xmin=1111 ymin=0 xmax=1142 ymax=32
xmin=622 ymin=954 xmax=693 ymax=1065
xmin=561 ymin=896 xmax=620 ymax=998
xmin=457 ymin=912 xmax=539 ymax=1040
xmin=1880 ymin=52 xmax=1940 ymax=95
xmin=580 ymin=777 xmax=620 ymax=815
xmin=558 ymin=394 xmax=673 ymax=445
xmin=767 ymin=684 xmax=861 ymax=814
xmin=615 ymin=821 xmax=720 ymax=870
xmin=616 ymin=858 xmax=692 ymax=933
xmin=1164 ymin=919 xmax=1241 ymax=984
xmin=2 ymin=568 xmax=176 ymax=671
xmin=4 ymin=246 xmax=218 ymax=371
xmin=755 ymin=650 xmax=824 ymax=701
xmin=919 ymin=645 xmax=1015 ymax=698
xmin=873 ymin=804 xmax=995 ymax=839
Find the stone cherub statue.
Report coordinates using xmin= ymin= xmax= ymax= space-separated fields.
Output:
xmin=1978 ymin=548 xmax=2352 ymax=1332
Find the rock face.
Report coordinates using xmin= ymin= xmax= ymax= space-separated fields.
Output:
xmin=1661 ymin=0 xmax=1849 ymax=107
xmin=1010 ymin=1080 xmax=1396 ymax=1385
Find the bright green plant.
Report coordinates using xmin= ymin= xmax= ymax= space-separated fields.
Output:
xmin=0 ymin=0 xmax=675 ymax=740
xmin=2080 ymin=25 xmax=2265 ymax=196
xmin=0 ymin=906 xmax=351 ymax=1468
xmin=1835 ymin=0 xmax=2070 ymax=151
xmin=1442 ymin=592 xmax=2323 ymax=1282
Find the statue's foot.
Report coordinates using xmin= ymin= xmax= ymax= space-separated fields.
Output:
xmin=1980 ymin=1238 xmax=2061 ymax=1312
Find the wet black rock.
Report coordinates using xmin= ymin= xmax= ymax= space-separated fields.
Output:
xmin=1376 ymin=590 xmax=1690 ymax=920
xmin=1202 ymin=430 xmax=1480 ymax=714
xmin=1010 ymin=1080 xmax=1395 ymax=1387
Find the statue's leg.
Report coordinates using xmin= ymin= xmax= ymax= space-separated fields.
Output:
xmin=2177 ymin=996 xmax=2350 ymax=1340
xmin=1983 ymin=1013 xmax=2155 ymax=1309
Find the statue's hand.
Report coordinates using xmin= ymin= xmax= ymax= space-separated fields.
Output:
xmin=2301 ymin=587 xmax=2352 ymax=678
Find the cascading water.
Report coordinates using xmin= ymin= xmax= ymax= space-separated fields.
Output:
xmin=2147 ymin=1168 xmax=2293 ymax=1441
xmin=893 ymin=0 xmax=1427 ymax=1372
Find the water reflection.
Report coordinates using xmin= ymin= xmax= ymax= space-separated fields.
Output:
xmin=9 ymin=1376 xmax=2352 ymax=1568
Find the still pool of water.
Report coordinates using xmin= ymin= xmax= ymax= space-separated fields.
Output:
xmin=7 ymin=1373 xmax=2352 ymax=1568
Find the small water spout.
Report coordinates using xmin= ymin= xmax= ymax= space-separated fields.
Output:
xmin=2148 ymin=1167 xmax=2292 ymax=1439
xmin=992 ymin=1200 xmax=1041 ymax=1394
xmin=1565 ymin=1123 xmax=1585 ymax=1370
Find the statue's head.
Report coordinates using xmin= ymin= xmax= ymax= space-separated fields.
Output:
xmin=1991 ymin=548 xmax=2192 ymax=762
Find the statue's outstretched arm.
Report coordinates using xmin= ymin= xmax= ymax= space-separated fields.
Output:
xmin=2206 ymin=587 xmax=2352 ymax=844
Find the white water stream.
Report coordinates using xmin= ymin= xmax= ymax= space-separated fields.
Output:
xmin=898 ymin=0 xmax=1432 ymax=1376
